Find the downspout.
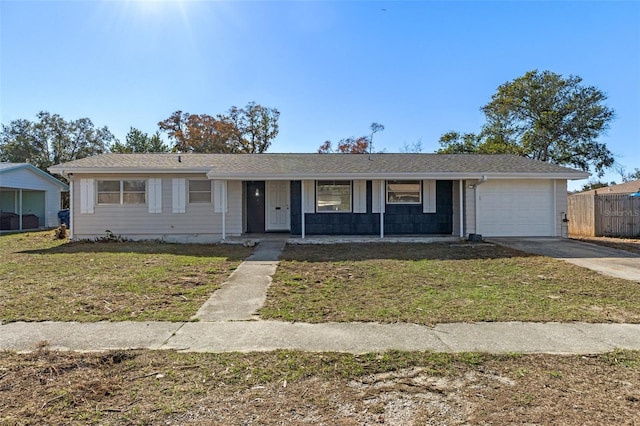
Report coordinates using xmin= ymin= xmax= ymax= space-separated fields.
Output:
xmin=301 ymin=180 xmax=305 ymax=239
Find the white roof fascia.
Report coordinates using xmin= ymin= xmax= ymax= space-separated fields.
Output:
xmin=206 ymin=172 xmax=590 ymax=181
xmin=48 ymin=167 xmax=212 ymax=176
xmin=48 ymin=168 xmax=589 ymax=181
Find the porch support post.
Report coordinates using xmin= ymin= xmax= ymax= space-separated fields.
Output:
xmin=474 ymin=182 xmax=480 ymax=235
xmin=222 ymin=181 xmax=227 ymax=241
xmin=69 ymin=180 xmax=74 ymax=240
xmin=18 ymin=188 xmax=23 ymax=231
xmin=553 ymin=179 xmax=557 ymax=237
xmin=301 ymin=180 xmax=305 ymax=239
xmin=379 ymin=179 xmax=384 ymax=239
xmin=459 ymin=180 xmax=464 ymax=238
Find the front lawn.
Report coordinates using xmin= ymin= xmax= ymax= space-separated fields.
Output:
xmin=260 ymin=243 xmax=640 ymax=324
xmin=0 ymin=231 xmax=252 ymax=322
xmin=1 ymin=348 xmax=638 ymax=425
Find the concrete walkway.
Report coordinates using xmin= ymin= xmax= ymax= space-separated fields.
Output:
xmin=193 ymin=239 xmax=286 ymax=321
xmin=2 ymin=237 xmax=640 ymax=354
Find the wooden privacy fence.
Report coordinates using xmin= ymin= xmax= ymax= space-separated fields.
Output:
xmin=568 ymin=193 xmax=640 ymax=237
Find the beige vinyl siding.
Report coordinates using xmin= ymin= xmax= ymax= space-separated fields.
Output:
xmin=555 ymin=179 xmax=568 ymax=237
xmin=464 ymin=180 xmax=477 ymax=236
xmin=72 ymin=174 xmax=242 ymax=242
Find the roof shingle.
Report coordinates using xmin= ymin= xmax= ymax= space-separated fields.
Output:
xmin=49 ymin=153 xmax=589 ymax=179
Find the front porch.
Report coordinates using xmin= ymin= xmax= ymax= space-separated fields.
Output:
xmin=222 ymin=233 xmax=463 ymax=245
xmin=234 ymin=179 xmax=465 ymax=240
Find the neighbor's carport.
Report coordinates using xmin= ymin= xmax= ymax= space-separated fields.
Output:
xmin=0 ymin=163 xmax=68 ymax=231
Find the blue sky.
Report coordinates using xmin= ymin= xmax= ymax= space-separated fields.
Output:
xmin=1 ymin=0 xmax=639 ymax=189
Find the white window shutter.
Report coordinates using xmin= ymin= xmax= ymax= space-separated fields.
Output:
xmin=372 ymin=180 xmax=385 ymax=213
xmin=423 ymin=180 xmax=437 ymax=213
xmin=148 ymin=178 xmax=162 ymax=213
xmin=213 ymin=180 xmax=227 ymax=213
xmin=172 ymin=178 xmax=186 ymax=213
xmin=303 ymin=180 xmax=315 ymax=212
xmin=353 ymin=180 xmax=367 ymax=213
xmin=80 ymin=178 xmax=94 ymax=214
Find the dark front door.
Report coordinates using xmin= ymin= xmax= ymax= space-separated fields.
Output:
xmin=246 ymin=181 xmax=265 ymax=233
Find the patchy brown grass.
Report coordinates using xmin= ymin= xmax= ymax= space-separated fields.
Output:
xmin=571 ymin=236 xmax=640 ymax=256
xmin=261 ymin=243 xmax=640 ymax=324
xmin=0 ymin=231 xmax=252 ymax=322
xmin=0 ymin=348 xmax=638 ymax=425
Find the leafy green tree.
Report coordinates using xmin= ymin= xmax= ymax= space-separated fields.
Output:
xmin=227 ymin=102 xmax=280 ymax=153
xmin=437 ymin=132 xmax=482 ymax=154
xmin=438 ymin=70 xmax=615 ymax=176
xmin=0 ymin=111 xmax=114 ymax=174
xmin=111 ymin=127 xmax=169 ymax=153
xmin=158 ymin=102 xmax=279 ymax=153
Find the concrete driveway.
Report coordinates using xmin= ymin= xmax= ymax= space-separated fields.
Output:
xmin=489 ymin=237 xmax=640 ymax=282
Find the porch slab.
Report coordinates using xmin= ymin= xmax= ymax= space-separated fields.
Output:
xmin=288 ymin=235 xmax=462 ymax=244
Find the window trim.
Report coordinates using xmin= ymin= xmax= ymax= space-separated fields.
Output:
xmin=96 ymin=180 xmax=121 ymax=205
xmin=316 ymin=180 xmax=352 ymax=213
xmin=188 ymin=179 xmax=212 ymax=204
xmin=386 ymin=180 xmax=422 ymax=205
xmin=96 ymin=179 xmax=146 ymax=205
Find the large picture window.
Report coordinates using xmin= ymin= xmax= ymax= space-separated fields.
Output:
xmin=97 ymin=180 xmax=146 ymax=204
xmin=188 ymin=180 xmax=212 ymax=203
xmin=387 ymin=180 xmax=421 ymax=204
xmin=316 ymin=180 xmax=351 ymax=212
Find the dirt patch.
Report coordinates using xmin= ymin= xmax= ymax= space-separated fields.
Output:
xmin=571 ymin=236 xmax=640 ymax=256
xmin=1 ymin=349 xmax=638 ymax=425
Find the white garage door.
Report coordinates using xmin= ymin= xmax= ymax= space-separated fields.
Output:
xmin=477 ymin=180 xmax=555 ymax=237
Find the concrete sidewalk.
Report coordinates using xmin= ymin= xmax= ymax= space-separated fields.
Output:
xmin=1 ymin=320 xmax=639 ymax=354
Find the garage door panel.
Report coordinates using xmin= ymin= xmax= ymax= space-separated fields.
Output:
xmin=478 ymin=180 xmax=554 ymax=237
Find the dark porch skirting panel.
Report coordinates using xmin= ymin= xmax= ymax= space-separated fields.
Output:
xmin=290 ymin=180 xmax=453 ymax=236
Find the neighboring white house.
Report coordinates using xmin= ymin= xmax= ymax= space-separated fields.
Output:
xmin=49 ymin=153 xmax=589 ymax=242
xmin=0 ymin=163 xmax=69 ymax=231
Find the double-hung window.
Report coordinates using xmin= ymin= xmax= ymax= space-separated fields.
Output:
xmin=316 ymin=180 xmax=351 ymax=212
xmin=97 ymin=180 xmax=146 ymax=204
xmin=387 ymin=180 xmax=421 ymax=204
xmin=188 ymin=180 xmax=212 ymax=203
